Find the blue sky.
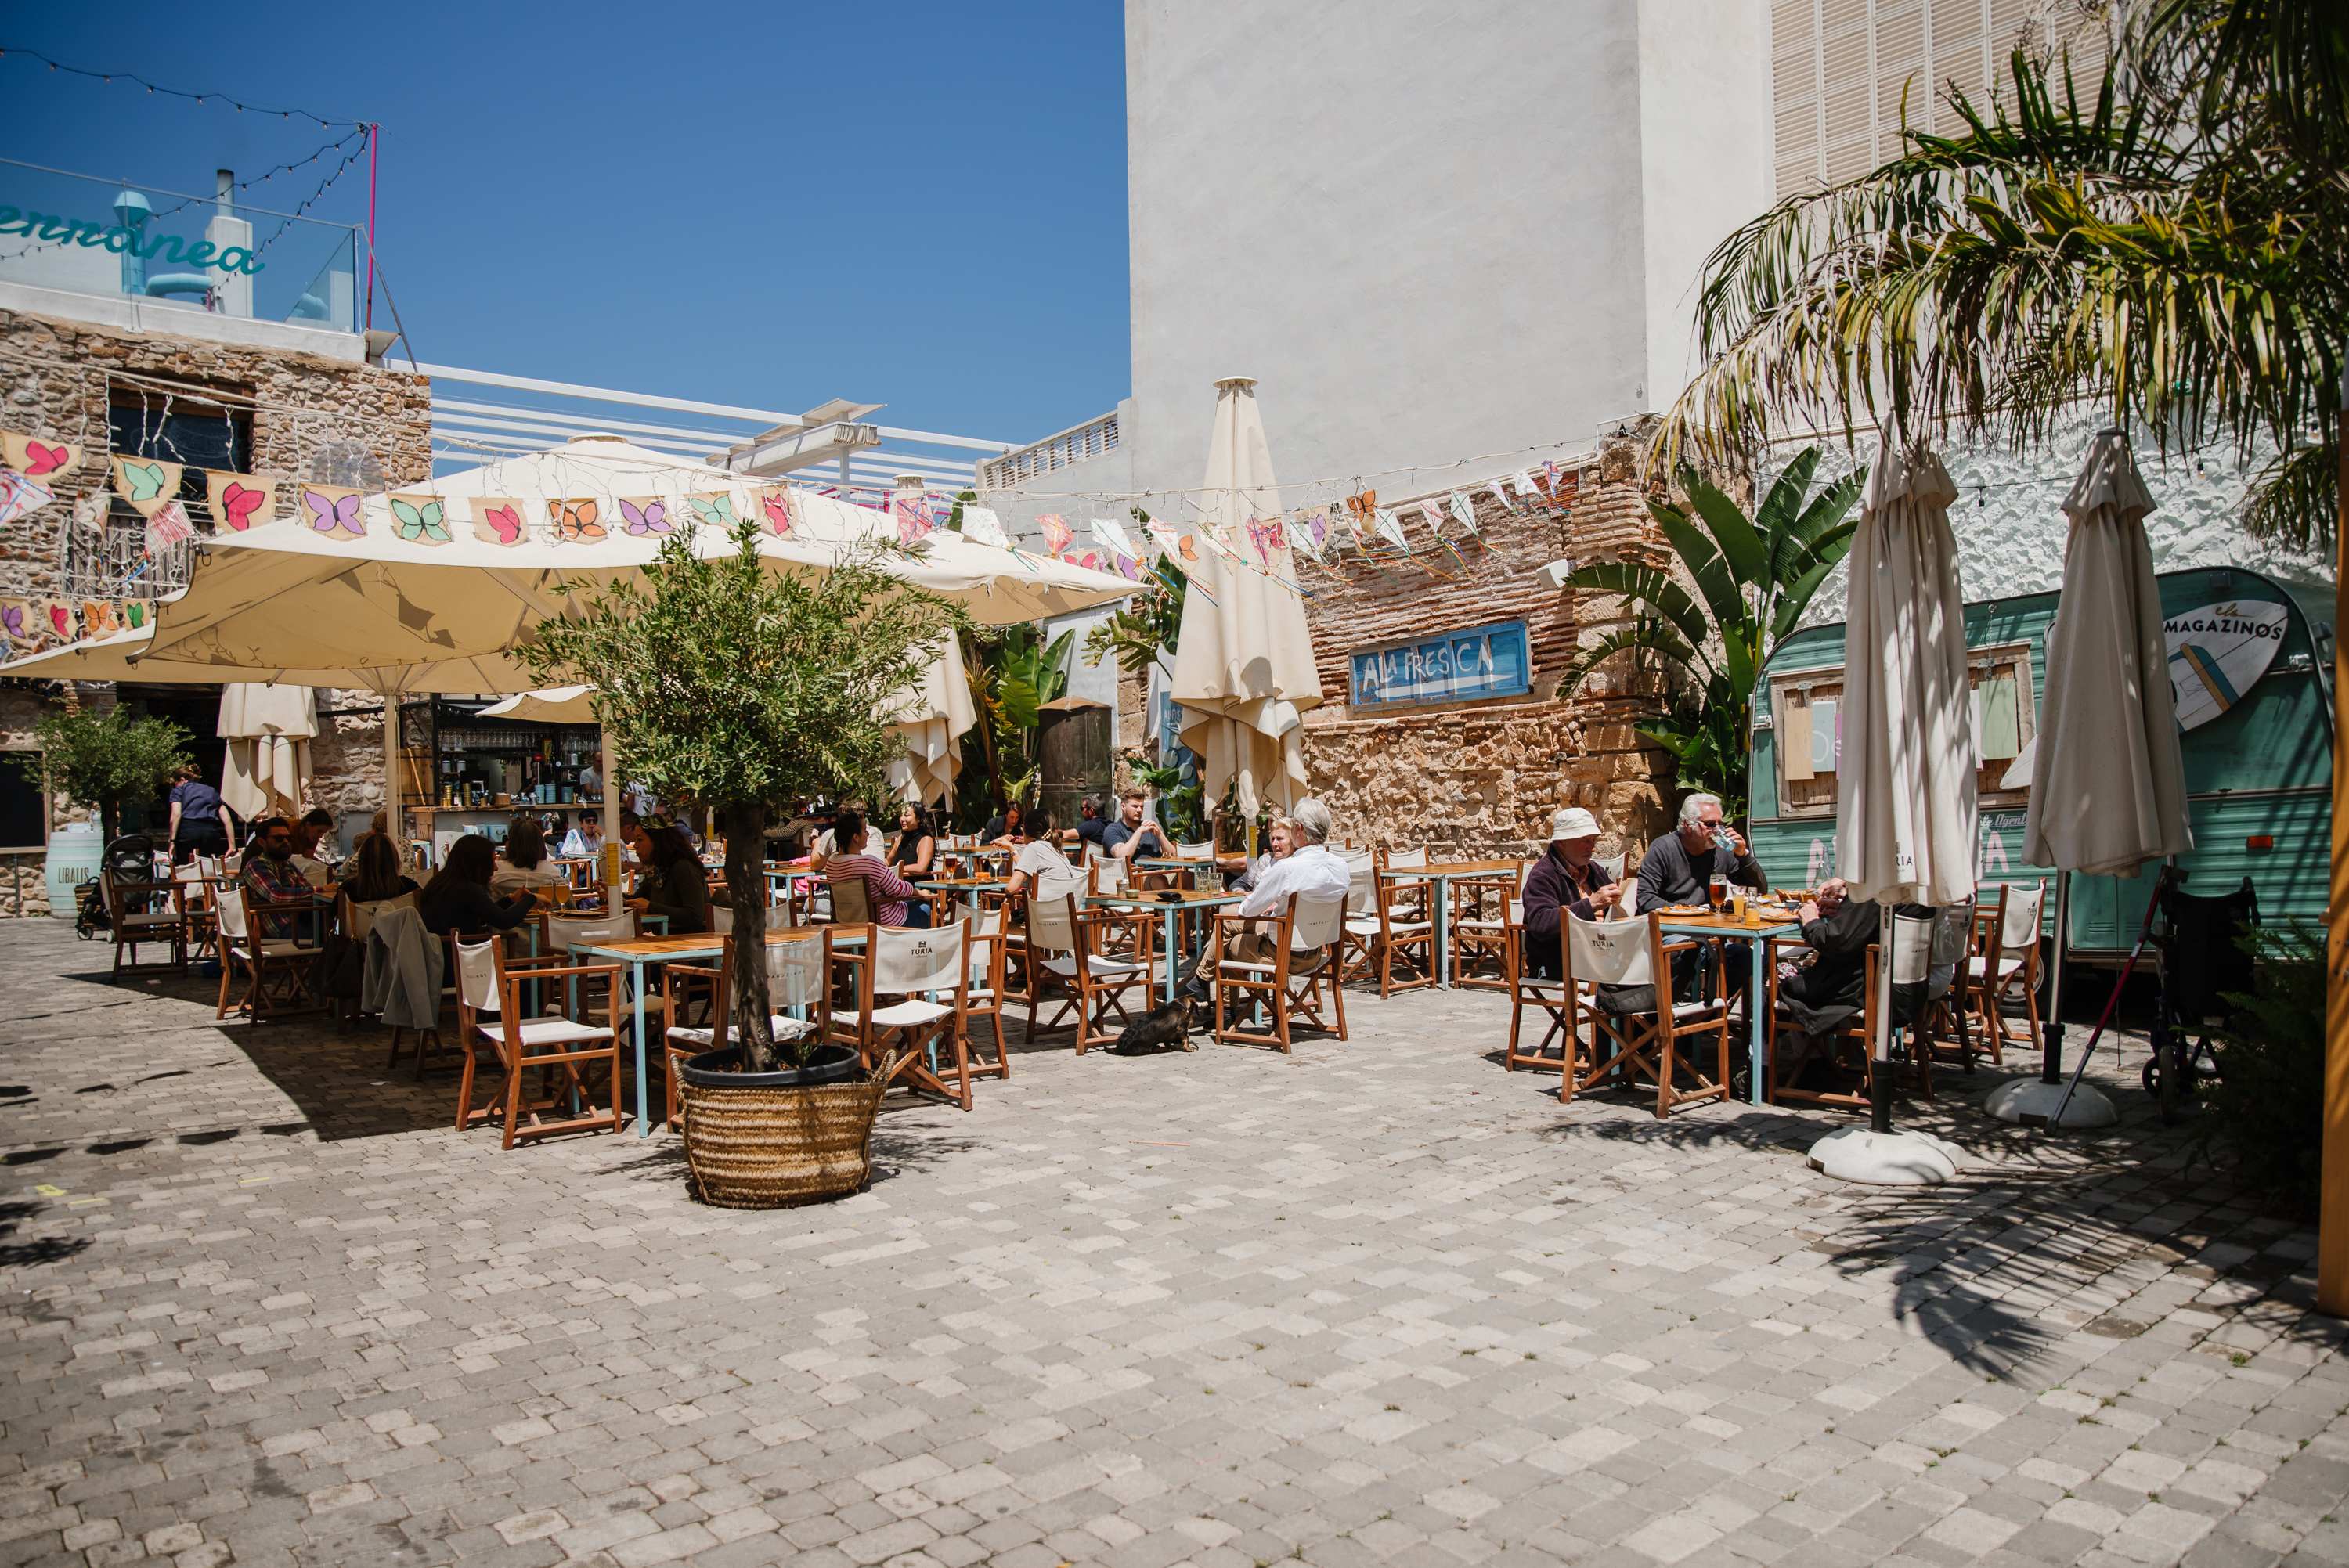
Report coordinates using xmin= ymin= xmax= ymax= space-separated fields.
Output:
xmin=0 ymin=2 xmax=1131 ymax=443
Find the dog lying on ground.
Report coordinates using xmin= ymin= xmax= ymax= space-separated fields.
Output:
xmin=1110 ymin=999 xmax=1196 ymax=1053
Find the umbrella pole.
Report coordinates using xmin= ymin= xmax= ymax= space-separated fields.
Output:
xmin=599 ymin=726 xmax=621 ymax=899
xmin=1871 ymin=903 xmax=1895 ymax=1134
xmin=379 ymin=688 xmax=402 ymax=860
xmin=2320 ymin=381 xmax=2349 ymax=1315
xmin=2040 ymin=871 xmax=2070 ymax=1083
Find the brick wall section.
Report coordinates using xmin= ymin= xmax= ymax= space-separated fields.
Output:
xmin=1294 ymin=428 xmax=1681 ymax=862
xmin=0 ymin=308 xmax=431 ymax=912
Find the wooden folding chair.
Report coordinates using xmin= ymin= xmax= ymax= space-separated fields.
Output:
xmin=1764 ymin=907 xmax=1939 ymax=1109
xmin=959 ymin=903 xmax=1013 ymax=1085
xmin=1337 ymin=848 xmax=1380 ymax=984
xmin=1369 ymin=860 xmax=1436 ymax=997
xmin=106 ymin=856 xmax=186 ymax=978
xmin=544 ymin=910 xmax=655 ymax=1043
xmin=834 ymin=921 xmax=977 ymax=1109
xmin=1449 ymin=866 xmax=1521 ymax=992
xmin=1023 ymin=885 xmax=1153 ymax=1054
xmin=451 ymin=935 xmax=626 ymax=1147
xmin=1561 ymin=911 xmax=1732 ymax=1119
xmin=1211 ymin=892 xmax=1350 ymax=1052
xmin=1965 ymin=879 xmax=2044 ymax=1062
xmin=172 ymin=858 xmax=222 ymax=968
xmin=662 ymin=928 xmax=832 ymax=1128
xmin=1502 ymin=898 xmax=1580 ymax=1074
xmin=1086 ymin=856 xmax=1152 ymax=957
xmin=212 ymin=882 xmax=317 ymax=1021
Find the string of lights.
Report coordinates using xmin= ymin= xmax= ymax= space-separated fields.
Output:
xmin=0 ymin=45 xmax=364 ymax=128
xmin=252 ymin=136 xmax=373 ymax=258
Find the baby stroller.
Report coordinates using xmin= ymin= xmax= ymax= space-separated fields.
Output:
xmin=78 ymin=834 xmax=168 ymax=940
xmin=2141 ymin=873 xmax=2258 ymax=1116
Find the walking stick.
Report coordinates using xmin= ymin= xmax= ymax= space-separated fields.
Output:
xmin=2050 ymin=863 xmax=2174 ymax=1125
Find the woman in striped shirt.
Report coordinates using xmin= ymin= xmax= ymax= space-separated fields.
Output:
xmin=824 ymin=808 xmax=929 ymax=928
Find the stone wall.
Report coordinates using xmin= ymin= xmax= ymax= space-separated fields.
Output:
xmin=0 ymin=306 xmax=430 ymax=910
xmin=1294 ymin=427 xmax=1678 ymax=860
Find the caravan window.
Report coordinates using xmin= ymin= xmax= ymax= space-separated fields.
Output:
xmin=1767 ymin=641 xmax=2036 ymax=817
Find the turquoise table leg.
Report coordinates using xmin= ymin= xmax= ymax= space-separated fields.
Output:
xmin=1163 ymin=908 xmax=1178 ymax=1006
xmin=1434 ymin=875 xmax=1452 ymax=987
xmin=1748 ymin=937 xmax=1766 ymax=1105
xmin=633 ymin=958 xmax=651 ymax=1135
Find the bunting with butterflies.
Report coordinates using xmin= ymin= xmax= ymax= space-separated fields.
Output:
xmin=550 ymin=498 xmax=604 ymax=542
xmin=756 ymin=487 xmax=796 ymax=538
xmin=685 ymin=492 xmax=739 ymax=530
xmin=0 ymin=430 xmax=80 ymax=481
xmin=35 ymin=599 xmax=79 ymax=645
xmin=204 ymin=470 xmax=277 ymax=532
xmin=111 ymin=456 xmax=184 ymax=518
xmin=471 ymin=496 xmax=527 ymax=546
xmin=618 ymin=496 xmax=674 ymax=538
xmin=388 ymin=493 xmax=452 ymax=545
xmin=300 ymin=484 xmax=367 ymax=539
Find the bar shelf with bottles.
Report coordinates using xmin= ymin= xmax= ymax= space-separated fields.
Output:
xmin=399 ymin=698 xmax=607 ymax=863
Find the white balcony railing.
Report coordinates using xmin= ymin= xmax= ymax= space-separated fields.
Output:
xmin=978 ymin=409 xmax=1120 ymax=490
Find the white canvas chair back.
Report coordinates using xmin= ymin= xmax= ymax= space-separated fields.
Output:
xmin=1034 ymin=867 xmax=1088 ymax=907
xmin=1886 ymin=910 xmax=1936 ymax=986
xmin=965 ymin=904 xmax=1005 ymax=986
xmin=765 ymin=930 xmax=828 ymax=1009
xmin=874 ymin=921 xmax=964 ymax=997
xmin=1290 ymin=892 xmax=1348 ymax=953
xmin=214 ymin=882 xmax=252 ymax=943
xmin=345 ymin=892 xmax=415 ymax=944
xmin=1340 ymin=849 xmax=1377 ymax=914
xmin=1090 ymin=856 xmax=1128 ymax=894
xmin=830 ymin=874 xmax=874 ymax=925
xmin=1567 ymin=911 xmax=1651 ymax=988
xmin=1509 ymin=898 xmax=1526 ymax=926
xmin=454 ymin=936 xmax=502 ymax=1015
xmin=546 ymin=911 xmax=636 ymax=951
xmin=1175 ymin=840 xmax=1214 ymax=861
xmin=1998 ymin=881 xmax=2044 ymax=953
xmin=1597 ymin=852 xmax=1627 ymax=884
xmin=1385 ymin=846 xmax=1430 ymax=871
xmin=1027 ymin=890 xmax=1081 ymax=954
xmin=947 ymin=832 xmax=974 ymax=850
xmin=711 ymin=904 xmax=732 ymax=934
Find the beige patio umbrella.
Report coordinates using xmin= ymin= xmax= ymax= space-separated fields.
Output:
xmin=1814 ymin=440 xmax=1974 ymax=1186
xmin=217 ymin=682 xmax=318 ymax=820
xmin=1169 ymin=377 xmax=1322 ymax=821
xmin=884 ymin=635 xmax=976 ymax=807
xmin=1990 ymin=429 xmax=2188 ymax=1130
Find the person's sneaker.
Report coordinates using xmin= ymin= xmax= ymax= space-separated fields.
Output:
xmin=1177 ymin=976 xmax=1210 ymax=1005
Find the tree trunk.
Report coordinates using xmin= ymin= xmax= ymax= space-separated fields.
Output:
xmin=722 ymin=801 xmax=777 ymax=1072
xmin=99 ymin=798 xmax=119 ymax=848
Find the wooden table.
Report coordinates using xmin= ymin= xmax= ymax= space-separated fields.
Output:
xmin=1382 ymin=860 xmax=1524 ymax=986
xmin=915 ymin=877 xmax=1009 ymax=918
xmin=1088 ymin=888 xmax=1247 ymax=1004
xmin=563 ymin=928 xmax=821 ymax=1137
xmin=1650 ymin=907 xmax=1805 ymax=1105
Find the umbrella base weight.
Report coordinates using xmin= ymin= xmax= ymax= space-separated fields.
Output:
xmin=1984 ymin=1077 xmax=2118 ymax=1130
xmin=1807 ymin=1126 xmax=1963 ymax=1186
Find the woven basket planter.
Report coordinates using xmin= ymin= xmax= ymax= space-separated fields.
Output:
xmin=676 ymin=1044 xmax=879 ymax=1209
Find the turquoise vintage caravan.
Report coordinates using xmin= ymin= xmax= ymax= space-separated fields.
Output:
xmin=1746 ymin=566 xmax=2333 ymax=961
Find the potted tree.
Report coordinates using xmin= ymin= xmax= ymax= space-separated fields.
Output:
xmin=529 ymin=521 xmax=959 ymax=1203
xmin=12 ymin=704 xmax=192 ymax=845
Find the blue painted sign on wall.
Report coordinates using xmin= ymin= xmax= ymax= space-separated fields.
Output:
xmin=1348 ymin=619 xmax=1532 ymax=711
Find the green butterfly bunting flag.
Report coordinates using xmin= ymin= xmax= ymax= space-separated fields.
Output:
xmin=686 ymin=492 xmax=741 ymax=529
xmin=388 ymin=493 xmax=453 ymax=546
xmin=110 ymin=455 xmax=185 ymax=518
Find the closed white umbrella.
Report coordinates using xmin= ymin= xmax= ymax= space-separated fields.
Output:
xmin=1815 ymin=441 xmax=1974 ymax=1185
xmin=478 ymin=686 xmax=594 ymax=724
xmin=217 ymin=682 xmax=317 ymax=820
xmin=884 ymin=636 xmax=976 ymax=807
xmin=1992 ymin=430 xmax=2188 ymax=1128
xmin=1168 ymin=377 xmax=1322 ymax=821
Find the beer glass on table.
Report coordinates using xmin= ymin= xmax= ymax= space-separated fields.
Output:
xmin=1707 ymin=872 xmax=1728 ymax=913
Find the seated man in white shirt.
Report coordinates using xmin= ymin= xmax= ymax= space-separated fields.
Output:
xmin=1177 ymin=798 xmax=1351 ymax=1000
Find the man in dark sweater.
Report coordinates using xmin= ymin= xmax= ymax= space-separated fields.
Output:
xmin=1521 ymin=806 xmax=1627 ymax=979
xmin=1635 ymin=793 xmax=1768 ymax=913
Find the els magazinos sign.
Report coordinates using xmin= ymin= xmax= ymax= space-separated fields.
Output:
xmin=1349 ymin=619 xmax=1532 ymax=711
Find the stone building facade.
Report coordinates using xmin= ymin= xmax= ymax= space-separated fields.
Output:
xmin=0 ymin=305 xmax=431 ymax=913
xmin=1291 ymin=428 xmax=1677 ymax=863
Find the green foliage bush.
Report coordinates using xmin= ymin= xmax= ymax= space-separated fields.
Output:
xmin=2195 ymin=925 xmax=2324 ymax=1217
xmin=7 ymin=705 xmax=191 ymax=844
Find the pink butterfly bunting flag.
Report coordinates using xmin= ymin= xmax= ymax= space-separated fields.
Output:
xmin=756 ymin=488 xmax=796 ymax=538
xmin=298 ymin=484 xmax=367 ymax=539
xmin=111 ymin=456 xmax=185 ymax=518
xmin=470 ymin=496 xmax=528 ymax=547
xmin=204 ymin=470 xmax=277 ymax=533
xmin=1245 ymin=515 xmax=1286 ymax=571
xmin=1037 ymin=513 xmax=1073 ymax=557
xmin=0 ymin=469 xmax=52 ymax=528
xmin=143 ymin=499 xmax=195 ymax=554
xmin=38 ymin=599 xmax=79 ymax=644
xmin=617 ymin=496 xmax=675 ymax=538
xmin=0 ymin=431 xmax=81 ymax=481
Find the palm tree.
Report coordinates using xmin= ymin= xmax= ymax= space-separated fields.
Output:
xmin=1560 ymin=449 xmax=1864 ymax=817
xmin=958 ymin=624 xmax=1074 ymax=813
xmin=1657 ymin=0 xmax=2345 ymax=547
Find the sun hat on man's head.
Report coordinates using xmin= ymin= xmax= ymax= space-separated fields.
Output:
xmin=1550 ymin=806 xmax=1600 ymax=841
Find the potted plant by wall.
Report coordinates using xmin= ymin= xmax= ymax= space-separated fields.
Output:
xmin=11 ymin=703 xmax=193 ymax=845
xmin=529 ymin=521 xmax=960 ymax=1205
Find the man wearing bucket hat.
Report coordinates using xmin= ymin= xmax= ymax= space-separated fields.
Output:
xmin=1520 ymin=806 xmax=1626 ymax=979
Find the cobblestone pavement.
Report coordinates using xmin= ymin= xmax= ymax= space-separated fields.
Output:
xmin=0 ymin=917 xmax=2343 ymax=1568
